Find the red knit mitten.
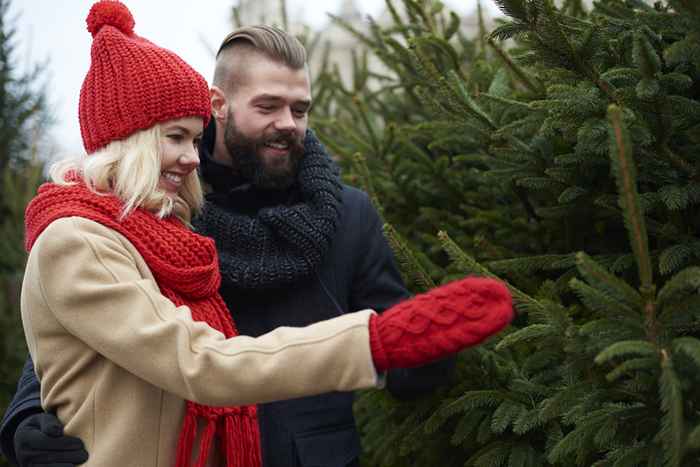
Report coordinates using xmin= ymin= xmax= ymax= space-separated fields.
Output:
xmin=369 ymin=277 xmax=513 ymax=372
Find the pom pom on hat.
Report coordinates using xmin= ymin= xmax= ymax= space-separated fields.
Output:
xmin=79 ymin=1 xmax=210 ymax=153
xmin=86 ymin=0 xmax=134 ymax=37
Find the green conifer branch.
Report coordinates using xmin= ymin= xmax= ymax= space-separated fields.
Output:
xmin=534 ymin=2 xmax=618 ymax=103
xmin=688 ymin=423 xmax=700 ymax=450
xmin=351 ymin=153 xmax=385 ymax=220
xmin=327 ymin=14 xmax=375 ymax=49
xmin=569 ymin=278 xmax=640 ymax=320
xmin=383 ymin=223 xmax=436 ymax=292
xmin=605 ymin=356 xmax=656 ymax=382
xmin=476 ymin=0 xmax=488 ymax=56
xmin=385 ymin=0 xmax=411 ymax=42
xmin=645 ymin=146 xmax=696 ymax=179
xmin=404 ymin=0 xmax=437 ymax=34
xmin=658 ymin=349 xmax=684 ymax=467
xmin=495 ymin=324 xmax=554 ymax=351
xmin=438 ymin=230 xmax=543 ymax=314
xmin=351 ymin=96 xmax=380 ymax=154
xmin=671 ymin=337 xmax=700 ymax=373
xmin=446 ymin=70 xmax=497 ymax=129
xmin=487 ymin=38 xmax=544 ymax=95
xmin=574 ymin=252 xmax=642 ymax=309
xmin=231 ymin=7 xmax=242 ymax=28
xmin=444 ymin=11 xmax=460 ymax=41
xmin=632 ymin=31 xmax=661 ymax=79
xmin=671 ymin=0 xmax=700 ymax=15
xmin=607 ymin=105 xmax=656 ymax=336
xmin=492 ymin=0 xmax=529 ymax=22
xmin=279 ymin=0 xmax=289 ymax=32
xmin=657 ymin=267 xmax=700 ymax=312
xmin=594 ymin=340 xmax=657 ymax=365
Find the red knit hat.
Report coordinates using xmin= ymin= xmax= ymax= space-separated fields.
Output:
xmin=79 ymin=1 xmax=211 ymax=153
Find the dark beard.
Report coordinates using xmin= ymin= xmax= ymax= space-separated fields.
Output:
xmin=223 ymin=114 xmax=305 ymax=190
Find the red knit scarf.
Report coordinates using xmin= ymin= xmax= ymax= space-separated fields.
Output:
xmin=24 ymin=180 xmax=262 ymax=467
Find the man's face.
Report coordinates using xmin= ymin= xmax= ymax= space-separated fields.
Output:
xmin=222 ymin=58 xmax=311 ymax=189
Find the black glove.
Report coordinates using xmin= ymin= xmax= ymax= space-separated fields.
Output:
xmin=14 ymin=412 xmax=88 ymax=467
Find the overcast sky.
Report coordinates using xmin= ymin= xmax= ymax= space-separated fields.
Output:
xmin=11 ymin=1 xmax=499 ymax=159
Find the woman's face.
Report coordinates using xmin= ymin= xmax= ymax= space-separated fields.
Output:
xmin=158 ymin=117 xmax=203 ymax=197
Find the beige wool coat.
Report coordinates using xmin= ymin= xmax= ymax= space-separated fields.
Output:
xmin=20 ymin=216 xmax=379 ymax=467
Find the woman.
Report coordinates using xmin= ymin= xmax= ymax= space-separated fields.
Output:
xmin=20 ymin=2 xmax=514 ymax=466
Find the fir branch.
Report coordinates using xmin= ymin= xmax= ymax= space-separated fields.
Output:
xmin=603 ymin=443 xmax=649 ymax=467
xmin=488 ymin=38 xmax=545 ymax=95
xmin=495 ymin=324 xmax=555 ymax=351
xmin=492 ymin=0 xmax=529 ymax=22
xmin=438 ymin=230 xmax=545 ymax=314
xmin=512 ymin=407 xmax=547 ymax=435
xmin=448 ymin=410 xmax=489 ymax=444
xmin=657 ymin=266 xmax=700 ymax=311
xmin=574 ymin=252 xmax=642 ymax=311
xmin=383 ymin=223 xmax=436 ymax=292
xmin=384 ymin=0 xmax=411 ymax=43
xmin=491 ymin=399 xmax=527 ymax=434
xmin=671 ymin=337 xmax=700 ymax=373
xmin=658 ymin=349 xmax=683 ymax=467
xmin=327 ymin=13 xmax=376 ymax=49
xmin=466 ymin=440 xmax=511 ymax=467
xmin=351 ymin=96 xmax=380 ymax=154
xmin=444 ymin=11 xmax=461 ymax=41
xmin=569 ymin=278 xmax=640 ymax=320
xmin=446 ymin=70 xmax=497 ymax=129
xmin=278 ymin=0 xmax=289 ymax=32
xmin=351 ymin=153 xmax=385 ymax=220
xmin=605 ymin=356 xmax=657 ymax=382
xmin=632 ymin=30 xmax=662 ymax=79
xmin=594 ymin=340 xmax=657 ymax=365
xmin=607 ymin=105 xmax=656 ymax=322
xmin=644 ymin=146 xmax=696 ymax=179
xmin=688 ymin=423 xmax=700 ymax=450
xmin=548 ymin=406 xmax=625 ymax=464
xmin=480 ymin=92 xmax=532 ymax=112
xmin=476 ymin=1 xmax=488 ymax=55
xmin=540 ymin=384 xmax=592 ymax=423
xmin=488 ymin=254 xmax=576 ymax=275
xmin=404 ymin=0 xmax=437 ymax=34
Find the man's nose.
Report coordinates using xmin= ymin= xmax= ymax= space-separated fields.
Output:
xmin=274 ymin=108 xmax=297 ymax=132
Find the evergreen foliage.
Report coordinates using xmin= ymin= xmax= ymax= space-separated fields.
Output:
xmin=0 ymin=1 xmax=49 ymax=465
xmin=309 ymin=0 xmax=700 ymax=465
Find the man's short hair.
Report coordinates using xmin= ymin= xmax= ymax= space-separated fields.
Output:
xmin=213 ymin=25 xmax=308 ymax=93
xmin=217 ymin=25 xmax=306 ymax=67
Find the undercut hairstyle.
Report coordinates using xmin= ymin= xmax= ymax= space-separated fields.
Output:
xmin=213 ymin=25 xmax=307 ymax=93
xmin=50 ymin=125 xmax=203 ymax=223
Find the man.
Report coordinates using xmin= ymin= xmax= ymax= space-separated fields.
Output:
xmin=1 ymin=26 xmax=452 ymax=467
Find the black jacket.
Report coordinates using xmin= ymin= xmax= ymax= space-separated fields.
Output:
xmin=1 ymin=127 xmax=452 ymax=467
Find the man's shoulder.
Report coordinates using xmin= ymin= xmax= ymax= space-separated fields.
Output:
xmin=339 ymin=184 xmax=372 ymax=207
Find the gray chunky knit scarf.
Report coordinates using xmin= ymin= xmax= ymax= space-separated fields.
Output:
xmin=194 ymin=131 xmax=343 ymax=290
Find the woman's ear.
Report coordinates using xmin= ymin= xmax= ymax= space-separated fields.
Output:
xmin=210 ymin=86 xmax=227 ymax=121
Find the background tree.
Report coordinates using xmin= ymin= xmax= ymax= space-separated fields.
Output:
xmin=308 ymin=0 xmax=700 ymax=465
xmin=0 ymin=0 xmax=50 ymax=464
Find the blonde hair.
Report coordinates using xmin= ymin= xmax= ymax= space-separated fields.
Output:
xmin=50 ymin=125 xmax=203 ymax=223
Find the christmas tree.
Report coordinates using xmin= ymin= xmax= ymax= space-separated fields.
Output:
xmin=0 ymin=1 xmax=50 ymax=465
xmin=310 ymin=0 xmax=700 ymax=465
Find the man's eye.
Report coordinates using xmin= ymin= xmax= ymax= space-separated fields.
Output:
xmin=168 ymin=134 xmax=183 ymax=142
xmin=258 ymin=105 xmax=274 ymax=112
xmin=293 ymin=109 xmax=308 ymax=118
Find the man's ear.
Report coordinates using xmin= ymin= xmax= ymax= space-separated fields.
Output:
xmin=210 ymin=86 xmax=228 ymax=121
